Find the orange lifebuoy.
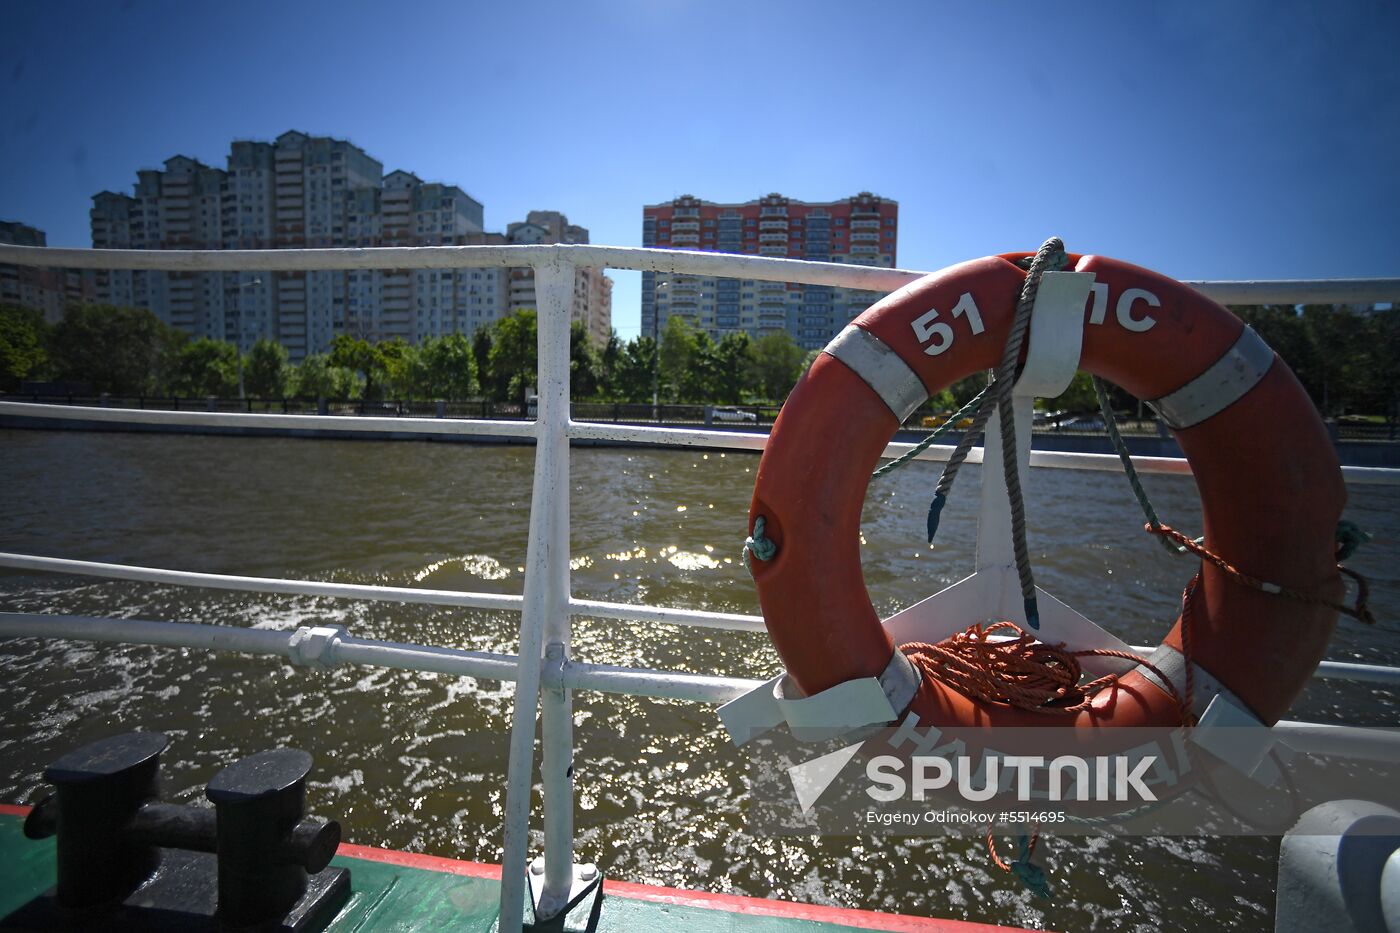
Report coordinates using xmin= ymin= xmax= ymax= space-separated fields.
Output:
xmin=747 ymin=252 xmax=1345 ymax=731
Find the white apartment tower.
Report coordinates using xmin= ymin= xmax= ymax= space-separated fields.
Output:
xmin=502 ymin=210 xmax=612 ymax=344
xmin=90 ymin=131 xmax=496 ymax=360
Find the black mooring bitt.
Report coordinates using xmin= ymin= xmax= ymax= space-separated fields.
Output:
xmin=5 ymin=732 xmax=349 ymax=932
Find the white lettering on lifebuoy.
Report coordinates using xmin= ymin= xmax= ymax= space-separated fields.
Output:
xmin=911 ymin=292 xmax=982 ymax=356
xmin=1087 ymin=283 xmax=1110 ymax=325
xmin=1085 ymin=283 xmax=1157 ymax=332
xmin=1116 ymin=288 xmax=1159 ymax=332
xmin=950 ymin=292 xmax=985 ymax=335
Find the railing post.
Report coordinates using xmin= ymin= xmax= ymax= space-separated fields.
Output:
xmin=500 ymin=254 xmax=577 ymax=930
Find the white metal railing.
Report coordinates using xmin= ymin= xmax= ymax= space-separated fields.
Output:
xmin=2 ymin=242 xmax=1399 ymax=929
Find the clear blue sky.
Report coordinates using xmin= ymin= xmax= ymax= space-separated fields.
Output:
xmin=3 ymin=0 xmax=1397 ymax=338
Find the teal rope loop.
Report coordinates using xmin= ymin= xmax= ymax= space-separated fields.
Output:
xmin=742 ymin=515 xmax=779 ymax=574
xmin=1336 ymin=520 xmax=1371 ymax=561
xmin=1011 ymin=835 xmax=1052 ymax=900
xmin=871 ymin=386 xmax=991 ymax=481
xmin=1096 ymin=375 xmax=1371 ymax=566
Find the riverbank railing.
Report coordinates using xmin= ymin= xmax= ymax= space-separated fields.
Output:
xmin=2 ymin=242 xmax=1400 ymax=929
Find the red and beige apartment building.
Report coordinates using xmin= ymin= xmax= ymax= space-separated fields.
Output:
xmin=641 ymin=192 xmax=897 ymax=349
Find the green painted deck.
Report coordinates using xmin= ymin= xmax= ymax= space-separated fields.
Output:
xmin=0 ymin=810 xmax=1018 ymax=932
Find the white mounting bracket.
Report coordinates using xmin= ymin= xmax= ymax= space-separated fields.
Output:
xmin=882 ymin=270 xmax=1138 ymax=675
xmin=527 ymin=857 xmax=603 ymax=931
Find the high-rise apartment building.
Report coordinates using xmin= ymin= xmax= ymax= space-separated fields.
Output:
xmin=640 ymin=192 xmax=897 ymax=349
xmin=501 ymin=211 xmax=612 ymax=345
xmin=0 ymin=221 xmax=94 ymax=321
xmin=90 ymin=131 xmax=505 ymax=361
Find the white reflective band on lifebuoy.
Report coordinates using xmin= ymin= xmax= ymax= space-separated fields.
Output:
xmin=822 ymin=324 xmax=928 ymax=423
xmin=1132 ymin=643 xmax=1241 ymax=720
xmin=1147 ymin=326 xmax=1276 ymax=430
xmin=883 ymin=646 xmax=923 ymax=716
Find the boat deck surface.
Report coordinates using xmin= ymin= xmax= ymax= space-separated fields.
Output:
xmin=0 ymin=808 xmax=1022 ymax=932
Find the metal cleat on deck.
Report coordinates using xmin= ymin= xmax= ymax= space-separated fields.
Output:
xmin=4 ymin=732 xmax=349 ymax=931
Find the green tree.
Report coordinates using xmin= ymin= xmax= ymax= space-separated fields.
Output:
xmin=243 ymin=338 xmax=291 ymax=399
xmin=751 ymin=330 xmax=805 ymax=401
xmin=1300 ymin=304 xmax=1366 ymax=416
xmin=615 ymin=336 xmax=657 ymax=403
xmin=1358 ymin=310 xmax=1399 ymax=422
xmin=488 ymin=309 xmax=537 ymax=404
xmin=471 ymin=327 xmax=493 ymax=397
xmin=0 ymin=304 xmax=49 ymax=391
xmin=328 ymin=334 xmax=389 ymax=400
xmin=168 ymin=338 xmax=240 ymax=397
xmin=1047 ymin=371 xmax=1099 ymax=412
xmin=48 ymin=305 xmax=179 ymax=395
xmin=598 ymin=331 xmax=625 ymax=399
xmin=413 ymin=333 xmax=477 ymax=399
xmin=570 ymin=321 xmax=601 ymax=399
xmin=949 ymin=372 xmax=989 ymax=407
xmin=712 ymin=331 xmax=755 ymax=404
xmin=375 ymin=338 xmax=415 ymax=399
xmin=658 ymin=315 xmax=698 ymax=401
xmin=680 ymin=330 xmax=723 ymax=402
xmin=293 ymin=353 xmax=359 ymax=399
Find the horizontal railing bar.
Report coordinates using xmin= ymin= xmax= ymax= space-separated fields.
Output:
xmin=0 ymin=611 xmax=518 ymax=681
xmin=7 ymin=402 xmax=1393 ymax=484
xmin=0 ymin=552 xmax=765 ymax=633
xmin=1184 ymin=278 xmax=1400 ymax=305
xmin=0 ymin=400 xmax=536 ymax=438
xmin=1270 ymin=721 xmax=1400 ymax=762
xmin=0 ymin=244 xmax=924 ymax=290
xmin=568 ymin=420 xmax=770 ymax=452
xmin=570 ymin=422 xmax=1397 ymax=484
xmin=3 ymin=243 xmax=1397 ymax=303
xmin=569 ymin=598 xmax=767 ymax=633
xmin=0 ymin=611 xmax=300 ymax=657
xmin=1 ymin=613 xmax=1395 ymax=747
xmin=4 ymin=553 xmax=1395 ymax=685
xmin=551 ymin=659 xmax=760 ymax=705
xmin=0 ymin=552 xmax=526 ymax=613
xmin=0 ymin=611 xmax=749 ymax=704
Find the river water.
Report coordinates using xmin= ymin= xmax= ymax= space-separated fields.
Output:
xmin=1 ymin=429 xmax=1396 ymax=931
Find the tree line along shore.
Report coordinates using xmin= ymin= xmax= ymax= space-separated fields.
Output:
xmin=1 ymin=302 xmax=1395 ymax=423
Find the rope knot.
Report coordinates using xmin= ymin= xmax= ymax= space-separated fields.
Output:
xmin=742 ymin=515 xmax=779 ymax=573
xmin=988 ymin=831 xmax=1052 ymax=900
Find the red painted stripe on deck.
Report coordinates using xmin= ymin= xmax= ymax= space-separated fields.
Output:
xmin=0 ymin=812 xmax=1028 ymax=932
xmin=338 ymin=841 xmax=1021 ymax=932
xmin=336 ymin=842 xmax=501 ymax=880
